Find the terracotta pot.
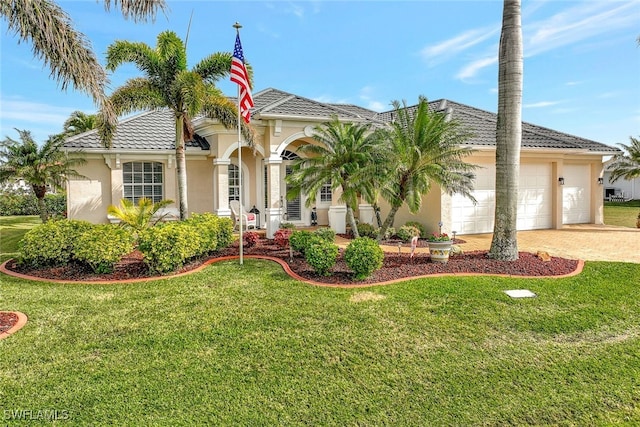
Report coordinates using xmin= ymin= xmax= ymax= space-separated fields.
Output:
xmin=427 ymin=240 xmax=452 ymax=263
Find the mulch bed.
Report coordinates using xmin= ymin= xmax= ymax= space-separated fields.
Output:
xmin=3 ymin=237 xmax=580 ymax=286
xmin=0 ymin=312 xmax=19 ymax=334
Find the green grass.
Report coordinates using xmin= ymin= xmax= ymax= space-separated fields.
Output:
xmin=604 ymin=200 xmax=640 ymax=228
xmin=1 ymin=218 xmax=640 ymax=425
xmin=0 ymin=215 xmax=41 ymax=263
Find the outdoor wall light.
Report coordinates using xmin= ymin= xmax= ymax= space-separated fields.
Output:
xmin=558 ymin=177 xmax=565 ymax=185
xmin=597 ymin=177 xmax=604 ymax=185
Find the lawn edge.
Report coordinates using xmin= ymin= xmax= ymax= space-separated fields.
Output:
xmin=0 ymin=311 xmax=28 ymax=341
xmin=0 ymin=256 xmax=585 ymax=287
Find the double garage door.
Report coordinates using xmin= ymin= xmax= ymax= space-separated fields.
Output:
xmin=451 ymin=163 xmax=553 ymax=234
xmin=451 ymin=163 xmax=591 ymax=234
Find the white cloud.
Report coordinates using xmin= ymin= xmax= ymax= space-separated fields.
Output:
xmin=525 ymin=1 xmax=639 ymax=57
xmin=358 ymin=86 xmax=386 ymax=112
xmin=456 ymin=56 xmax=497 ymax=81
xmin=566 ymin=81 xmax=586 ymax=86
xmin=420 ymin=26 xmax=499 ymax=66
xmin=0 ymin=98 xmax=78 ymax=125
xmin=524 ymin=101 xmax=564 ymax=108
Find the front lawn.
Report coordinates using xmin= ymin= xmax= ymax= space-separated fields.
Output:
xmin=1 ymin=257 xmax=639 ymax=424
xmin=0 ymin=215 xmax=40 ymax=263
xmin=604 ymin=200 xmax=640 ymax=228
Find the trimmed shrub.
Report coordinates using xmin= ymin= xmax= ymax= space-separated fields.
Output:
xmin=404 ymin=221 xmax=426 ymax=238
xmin=75 ymin=225 xmax=135 ymax=273
xmin=396 ymin=225 xmax=420 ymax=242
xmin=344 ymin=237 xmax=384 ymax=280
xmin=376 ymin=227 xmax=395 ymax=241
xmin=305 ymin=239 xmax=339 ymax=276
xmin=289 ymin=230 xmax=315 ymax=255
xmin=243 ymin=231 xmax=260 ymax=248
xmin=279 ymin=222 xmax=296 ymax=229
xmin=313 ymin=227 xmax=336 ymax=242
xmin=186 ymin=213 xmax=234 ymax=252
xmin=274 ymin=228 xmax=292 ymax=247
xmin=19 ymin=219 xmax=92 ymax=267
xmin=356 ymin=222 xmax=377 ymax=239
xmin=138 ymin=222 xmax=203 ymax=274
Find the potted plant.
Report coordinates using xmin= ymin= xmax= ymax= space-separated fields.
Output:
xmin=427 ymin=232 xmax=452 ymax=263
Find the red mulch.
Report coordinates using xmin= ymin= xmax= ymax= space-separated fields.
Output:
xmin=0 ymin=312 xmax=18 ymax=334
xmin=4 ymin=237 xmax=579 ymax=286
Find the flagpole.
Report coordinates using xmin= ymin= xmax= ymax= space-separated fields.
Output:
xmin=234 ymin=22 xmax=243 ymax=266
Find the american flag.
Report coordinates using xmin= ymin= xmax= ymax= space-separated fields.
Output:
xmin=230 ymin=33 xmax=254 ymax=124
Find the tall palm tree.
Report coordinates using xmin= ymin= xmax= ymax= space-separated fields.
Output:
xmin=489 ymin=0 xmax=523 ymax=261
xmin=63 ymin=111 xmax=98 ymax=137
xmin=608 ymin=136 xmax=640 ymax=183
xmin=1 ymin=0 xmax=167 ymax=143
xmin=0 ymin=129 xmax=86 ymax=222
xmin=286 ymin=118 xmax=384 ymax=238
xmin=376 ymin=97 xmax=477 ymax=241
xmin=105 ymin=30 xmax=254 ymax=220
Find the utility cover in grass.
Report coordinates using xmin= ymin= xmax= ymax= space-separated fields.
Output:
xmin=504 ymin=289 xmax=537 ymax=298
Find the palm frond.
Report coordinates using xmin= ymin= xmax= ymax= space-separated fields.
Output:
xmin=101 ymin=0 xmax=168 ymax=22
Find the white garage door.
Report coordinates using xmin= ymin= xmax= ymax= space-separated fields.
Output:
xmin=563 ymin=164 xmax=591 ymax=224
xmin=451 ymin=163 xmax=552 ymax=234
xmin=451 ymin=164 xmax=495 ymax=234
xmin=518 ymin=163 xmax=552 ymax=230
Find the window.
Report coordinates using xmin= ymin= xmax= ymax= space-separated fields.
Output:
xmin=123 ymin=161 xmax=163 ymax=203
xmin=228 ymin=164 xmax=240 ymax=202
xmin=320 ymin=181 xmax=332 ymax=203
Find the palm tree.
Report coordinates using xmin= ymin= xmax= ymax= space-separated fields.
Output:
xmin=489 ymin=0 xmax=523 ymax=261
xmin=376 ymin=97 xmax=477 ymax=241
xmin=0 ymin=0 xmax=167 ymax=143
xmin=0 ymin=129 xmax=86 ymax=222
xmin=285 ymin=118 xmax=384 ymax=238
xmin=105 ymin=30 xmax=254 ymax=220
xmin=608 ymin=136 xmax=640 ymax=183
xmin=107 ymin=197 xmax=174 ymax=235
xmin=63 ymin=111 xmax=98 ymax=137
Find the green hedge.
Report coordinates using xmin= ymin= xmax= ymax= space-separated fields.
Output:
xmin=19 ymin=220 xmax=93 ymax=267
xmin=138 ymin=222 xmax=204 ymax=274
xmin=0 ymin=192 xmax=66 ymax=217
xmin=305 ymin=239 xmax=339 ymax=276
xmin=344 ymin=237 xmax=384 ymax=280
xmin=74 ymin=225 xmax=135 ymax=273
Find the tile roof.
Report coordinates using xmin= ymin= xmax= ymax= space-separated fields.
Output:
xmin=64 ymin=109 xmax=210 ymax=150
xmin=374 ymin=99 xmax=618 ymax=153
xmin=64 ymin=89 xmax=617 ymax=154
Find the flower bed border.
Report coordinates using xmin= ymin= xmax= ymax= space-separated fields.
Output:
xmin=0 ymin=311 xmax=28 ymax=341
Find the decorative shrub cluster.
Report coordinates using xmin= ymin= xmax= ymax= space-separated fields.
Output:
xmin=356 ymin=222 xmax=377 ymax=239
xmin=344 ymin=237 xmax=384 ymax=280
xmin=404 ymin=221 xmax=426 ymax=238
xmin=243 ymin=231 xmax=260 ymax=248
xmin=304 ymin=239 xmax=339 ymax=276
xmin=19 ymin=220 xmax=132 ymax=273
xmin=274 ymin=228 xmax=293 ymax=248
xmin=139 ymin=215 xmax=234 ymax=274
xmin=0 ymin=191 xmax=66 ymax=217
xmin=313 ymin=227 xmax=336 ymax=242
xmin=74 ymin=225 xmax=135 ymax=273
xmin=396 ymin=225 xmax=421 ymax=242
xmin=19 ymin=220 xmax=94 ymax=267
xmin=289 ymin=230 xmax=315 ymax=255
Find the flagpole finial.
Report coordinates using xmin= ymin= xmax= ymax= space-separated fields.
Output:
xmin=233 ymin=22 xmax=242 ymax=31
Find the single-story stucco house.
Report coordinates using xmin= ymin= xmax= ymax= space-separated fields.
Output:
xmin=62 ymin=87 xmax=619 ymax=238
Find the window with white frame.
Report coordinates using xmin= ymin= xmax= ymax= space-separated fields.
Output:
xmin=123 ymin=161 xmax=163 ymax=203
xmin=319 ymin=181 xmax=332 ymax=203
xmin=228 ymin=164 xmax=240 ymax=202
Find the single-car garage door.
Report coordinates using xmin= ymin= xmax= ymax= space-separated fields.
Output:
xmin=563 ymin=164 xmax=591 ymax=224
xmin=451 ymin=163 xmax=552 ymax=234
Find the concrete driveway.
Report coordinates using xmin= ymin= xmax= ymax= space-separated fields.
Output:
xmin=457 ymin=224 xmax=640 ymax=263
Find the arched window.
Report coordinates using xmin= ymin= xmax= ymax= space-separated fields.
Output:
xmin=123 ymin=161 xmax=163 ymax=203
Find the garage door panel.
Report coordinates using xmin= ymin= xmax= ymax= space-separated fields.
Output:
xmin=563 ymin=165 xmax=590 ymax=224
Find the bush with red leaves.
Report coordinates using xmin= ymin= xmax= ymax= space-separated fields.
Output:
xmin=274 ymin=229 xmax=292 ymax=248
xmin=243 ymin=231 xmax=260 ymax=248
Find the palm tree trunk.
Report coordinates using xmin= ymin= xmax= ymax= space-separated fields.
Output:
xmin=346 ymin=205 xmax=359 ymax=238
xmin=32 ymin=185 xmax=49 ymax=222
xmin=489 ymin=0 xmax=522 ymax=261
xmin=377 ymin=205 xmax=400 ymax=241
xmin=175 ymin=114 xmax=189 ymax=220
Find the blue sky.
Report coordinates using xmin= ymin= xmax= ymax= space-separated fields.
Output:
xmin=1 ymin=0 xmax=639 ymax=147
